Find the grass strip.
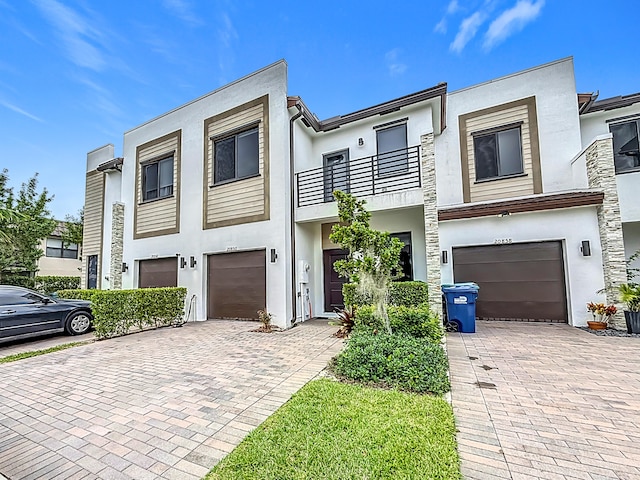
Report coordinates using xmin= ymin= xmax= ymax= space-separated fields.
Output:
xmin=0 ymin=341 xmax=89 ymax=364
xmin=205 ymin=378 xmax=460 ymax=480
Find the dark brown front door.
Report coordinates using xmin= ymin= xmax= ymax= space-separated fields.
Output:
xmin=208 ymin=250 xmax=266 ymax=320
xmin=139 ymin=258 xmax=178 ymax=288
xmin=323 ymin=249 xmax=348 ymax=312
xmin=452 ymin=241 xmax=567 ymax=322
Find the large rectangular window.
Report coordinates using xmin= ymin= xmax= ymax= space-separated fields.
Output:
xmin=46 ymin=238 xmax=78 ymax=259
xmin=376 ymin=124 xmax=408 ymax=176
xmin=214 ymin=127 xmax=259 ymax=184
xmin=611 ymin=120 xmax=640 ymax=173
xmin=473 ymin=127 xmax=523 ymax=181
xmin=142 ymin=156 xmax=173 ymax=201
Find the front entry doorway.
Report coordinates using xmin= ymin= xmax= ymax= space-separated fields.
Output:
xmin=323 ymin=249 xmax=348 ymax=312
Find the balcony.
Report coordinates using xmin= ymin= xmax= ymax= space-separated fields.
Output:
xmin=296 ymin=146 xmax=422 ymax=207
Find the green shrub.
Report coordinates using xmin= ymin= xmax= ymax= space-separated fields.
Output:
xmin=58 ymin=287 xmax=187 ymax=339
xmin=356 ymin=304 xmax=443 ymax=344
xmin=343 ymin=281 xmax=428 ymax=307
xmin=34 ymin=276 xmax=80 ymax=295
xmin=332 ymin=331 xmax=450 ymax=395
xmin=1 ymin=274 xmax=35 ymax=289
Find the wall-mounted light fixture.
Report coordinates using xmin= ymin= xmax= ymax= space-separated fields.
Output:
xmin=581 ymin=240 xmax=591 ymax=257
xmin=180 ymin=257 xmax=187 ymax=269
xmin=498 ymin=210 xmax=511 ymax=218
xmin=270 ymin=248 xmax=278 ymax=263
xmin=358 ymin=137 xmax=364 ymax=146
xmin=441 ymin=250 xmax=448 ymax=264
xmin=190 ymin=256 xmax=197 ymax=268
xmin=122 ymin=262 xmax=128 ymax=273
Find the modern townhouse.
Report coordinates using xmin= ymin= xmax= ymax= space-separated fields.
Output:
xmin=82 ymin=57 xmax=637 ymax=329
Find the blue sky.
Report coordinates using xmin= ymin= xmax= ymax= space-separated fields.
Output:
xmin=1 ymin=0 xmax=638 ymax=219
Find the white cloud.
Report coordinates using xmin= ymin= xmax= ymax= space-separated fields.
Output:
xmin=162 ymin=0 xmax=203 ymax=27
xmin=32 ymin=0 xmax=107 ymax=71
xmin=447 ymin=0 xmax=461 ymax=14
xmin=0 ymin=99 xmax=44 ymax=122
xmin=450 ymin=11 xmax=487 ymax=53
xmin=483 ymin=0 xmax=545 ymax=50
xmin=385 ymin=49 xmax=407 ymax=77
xmin=434 ymin=18 xmax=447 ymax=34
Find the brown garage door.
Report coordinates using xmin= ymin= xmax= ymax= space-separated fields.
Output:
xmin=452 ymin=242 xmax=567 ymax=322
xmin=139 ymin=257 xmax=178 ymax=288
xmin=208 ymin=250 xmax=266 ymax=320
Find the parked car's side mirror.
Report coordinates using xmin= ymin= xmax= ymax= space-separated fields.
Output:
xmin=41 ymin=297 xmax=52 ymax=304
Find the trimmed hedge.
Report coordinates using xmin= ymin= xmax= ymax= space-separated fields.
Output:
xmin=35 ymin=276 xmax=80 ymax=295
xmin=1 ymin=274 xmax=35 ymax=289
xmin=58 ymin=287 xmax=187 ymax=339
xmin=332 ymin=331 xmax=450 ymax=395
xmin=343 ymin=281 xmax=429 ymax=308
xmin=355 ymin=304 xmax=443 ymax=344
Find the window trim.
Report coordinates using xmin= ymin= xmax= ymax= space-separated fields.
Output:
xmin=45 ymin=237 xmax=79 ymax=259
xmin=141 ymin=155 xmax=174 ymax=203
xmin=458 ymin=96 xmax=542 ymax=203
xmin=473 ymin=125 xmax=524 ymax=181
xmin=211 ymin=125 xmax=261 ymax=186
xmin=376 ymin=123 xmax=409 ymax=177
xmin=610 ymin=119 xmax=640 ymax=174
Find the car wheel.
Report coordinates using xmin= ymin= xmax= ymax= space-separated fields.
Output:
xmin=65 ymin=311 xmax=92 ymax=335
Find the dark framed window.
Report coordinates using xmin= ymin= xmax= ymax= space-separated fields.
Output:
xmin=214 ymin=127 xmax=259 ymax=184
xmin=45 ymin=238 xmax=78 ymax=259
xmin=391 ymin=232 xmax=413 ymax=281
xmin=87 ymin=255 xmax=98 ymax=289
xmin=323 ymin=149 xmax=350 ymax=202
xmin=610 ymin=120 xmax=640 ymax=173
xmin=473 ymin=127 xmax=523 ymax=181
xmin=376 ymin=124 xmax=408 ymax=176
xmin=142 ymin=156 xmax=173 ymax=201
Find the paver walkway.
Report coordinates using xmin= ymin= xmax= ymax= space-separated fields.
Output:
xmin=0 ymin=319 xmax=343 ymax=480
xmin=448 ymin=321 xmax=640 ymax=480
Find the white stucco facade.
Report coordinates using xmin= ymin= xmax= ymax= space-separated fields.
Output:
xmin=82 ymin=56 xmax=638 ymax=330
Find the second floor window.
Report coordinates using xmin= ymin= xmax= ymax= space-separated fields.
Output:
xmin=214 ymin=127 xmax=259 ymax=184
xmin=376 ymin=124 xmax=408 ymax=176
xmin=610 ymin=120 xmax=640 ymax=173
xmin=46 ymin=238 xmax=78 ymax=259
xmin=473 ymin=126 xmax=523 ymax=181
xmin=143 ymin=156 xmax=173 ymax=201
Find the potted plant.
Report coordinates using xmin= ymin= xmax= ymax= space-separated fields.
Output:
xmin=619 ymin=284 xmax=640 ymax=334
xmin=586 ymin=302 xmax=616 ymax=330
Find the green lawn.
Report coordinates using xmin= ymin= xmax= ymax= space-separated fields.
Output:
xmin=0 ymin=341 xmax=87 ymax=364
xmin=205 ymin=378 xmax=460 ymax=480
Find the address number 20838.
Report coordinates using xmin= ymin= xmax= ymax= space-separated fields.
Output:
xmin=494 ymin=238 xmax=513 ymax=244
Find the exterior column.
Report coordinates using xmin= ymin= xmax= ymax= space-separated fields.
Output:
xmin=109 ymin=202 xmax=125 ymax=290
xmin=420 ymin=133 xmax=442 ymax=318
xmin=585 ymin=136 xmax=626 ymax=329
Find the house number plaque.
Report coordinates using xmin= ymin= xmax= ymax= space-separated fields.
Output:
xmin=494 ymin=238 xmax=513 ymax=244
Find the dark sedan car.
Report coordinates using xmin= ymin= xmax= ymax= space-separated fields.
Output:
xmin=0 ymin=285 xmax=93 ymax=343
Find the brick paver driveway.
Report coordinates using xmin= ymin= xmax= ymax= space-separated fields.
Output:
xmin=448 ymin=321 xmax=640 ymax=480
xmin=0 ymin=320 xmax=343 ymax=480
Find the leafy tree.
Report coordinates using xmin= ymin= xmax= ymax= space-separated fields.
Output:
xmin=0 ymin=170 xmax=56 ymax=279
xmin=61 ymin=208 xmax=84 ymax=248
xmin=329 ymin=191 xmax=403 ymax=334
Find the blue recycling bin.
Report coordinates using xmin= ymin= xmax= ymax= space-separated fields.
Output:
xmin=442 ymin=283 xmax=479 ymax=333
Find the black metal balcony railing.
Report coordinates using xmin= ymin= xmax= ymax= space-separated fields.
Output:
xmin=296 ymin=146 xmax=421 ymax=207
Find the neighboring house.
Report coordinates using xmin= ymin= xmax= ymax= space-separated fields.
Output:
xmin=37 ymin=222 xmax=82 ymax=277
xmin=82 ymin=57 xmax=637 ymax=329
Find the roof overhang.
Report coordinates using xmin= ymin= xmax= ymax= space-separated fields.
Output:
xmin=288 ymin=82 xmax=447 ymax=134
xmin=96 ymin=157 xmax=124 ymax=172
xmin=438 ymin=190 xmax=604 ymax=221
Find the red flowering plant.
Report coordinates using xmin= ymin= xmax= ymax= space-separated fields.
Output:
xmin=587 ymin=302 xmax=616 ymax=324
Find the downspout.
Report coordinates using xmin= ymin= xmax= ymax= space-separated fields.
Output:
xmin=289 ymin=104 xmax=304 ymax=327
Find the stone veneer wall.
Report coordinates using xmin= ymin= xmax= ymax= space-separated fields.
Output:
xmin=420 ymin=133 xmax=442 ymax=318
xmin=585 ymin=137 xmax=627 ymax=329
xmin=109 ymin=203 xmax=125 ymax=290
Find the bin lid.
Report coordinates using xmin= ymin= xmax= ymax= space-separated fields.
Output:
xmin=441 ymin=282 xmax=479 ymax=293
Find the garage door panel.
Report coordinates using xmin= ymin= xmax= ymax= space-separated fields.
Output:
xmin=208 ymin=250 xmax=266 ymax=320
xmin=453 ymin=242 xmax=567 ymax=323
